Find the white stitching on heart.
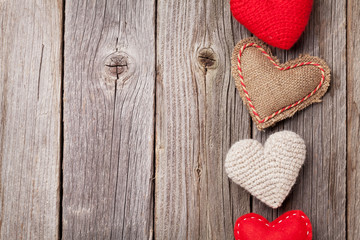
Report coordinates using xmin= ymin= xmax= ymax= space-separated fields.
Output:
xmin=236 ymin=213 xmax=311 ymax=240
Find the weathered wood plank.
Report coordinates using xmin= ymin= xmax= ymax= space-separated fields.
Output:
xmin=0 ymin=0 xmax=62 ymax=239
xmin=155 ymin=1 xmax=251 ymax=238
xmin=347 ymin=0 xmax=360 ymax=239
xmin=63 ymin=0 xmax=155 ymax=239
xmin=251 ymin=0 xmax=347 ymax=239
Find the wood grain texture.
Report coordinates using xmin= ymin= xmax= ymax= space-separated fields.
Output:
xmin=347 ymin=0 xmax=360 ymax=239
xmin=0 ymin=0 xmax=356 ymax=239
xmin=63 ymin=0 xmax=155 ymax=239
xmin=155 ymin=1 xmax=250 ymax=239
xmin=250 ymin=0 xmax=347 ymax=239
xmin=0 ymin=0 xmax=62 ymax=239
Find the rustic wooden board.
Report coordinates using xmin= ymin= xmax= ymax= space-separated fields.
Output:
xmin=63 ymin=0 xmax=155 ymax=239
xmin=0 ymin=0 xmax=357 ymax=239
xmin=155 ymin=1 xmax=251 ymax=238
xmin=250 ymin=0 xmax=347 ymax=239
xmin=347 ymin=0 xmax=360 ymax=239
xmin=0 ymin=0 xmax=62 ymax=239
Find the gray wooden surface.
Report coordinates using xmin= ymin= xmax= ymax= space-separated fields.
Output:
xmin=155 ymin=1 xmax=250 ymax=239
xmin=347 ymin=0 xmax=360 ymax=239
xmin=0 ymin=0 xmax=62 ymax=239
xmin=0 ymin=0 xmax=358 ymax=239
xmin=63 ymin=0 xmax=155 ymax=239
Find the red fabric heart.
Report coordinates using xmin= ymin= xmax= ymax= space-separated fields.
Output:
xmin=230 ymin=0 xmax=313 ymax=49
xmin=234 ymin=210 xmax=312 ymax=240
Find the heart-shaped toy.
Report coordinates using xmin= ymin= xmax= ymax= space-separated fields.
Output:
xmin=231 ymin=37 xmax=331 ymax=130
xmin=234 ymin=210 xmax=312 ymax=240
xmin=230 ymin=0 xmax=313 ymax=49
xmin=225 ymin=131 xmax=306 ymax=208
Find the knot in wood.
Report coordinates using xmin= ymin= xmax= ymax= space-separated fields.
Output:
xmin=197 ymin=48 xmax=217 ymax=69
xmin=104 ymin=52 xmax=130 ymax=79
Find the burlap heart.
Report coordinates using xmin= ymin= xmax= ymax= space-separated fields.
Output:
xmin=225 ymin=131 xmax=306 ymax=208
xmin=231 ymin=37 xmax=331 ymax=130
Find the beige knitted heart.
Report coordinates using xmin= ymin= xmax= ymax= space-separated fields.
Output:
xmin=231 ymin=37 xmax=331 ymax=130
xmin=225 ymin=131 xmax=306 ymax=208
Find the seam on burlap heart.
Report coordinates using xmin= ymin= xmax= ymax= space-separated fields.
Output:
xmin=231 ymin=37 xmax=331 ymax=130
xmin=225 ymin=131 xmax=306 ymax=208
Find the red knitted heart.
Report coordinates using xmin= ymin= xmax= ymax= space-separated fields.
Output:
xmin=234 ymin=210 xmax=312 ymax=240
xmin=230 ymin=0 xmax=313 ymax=49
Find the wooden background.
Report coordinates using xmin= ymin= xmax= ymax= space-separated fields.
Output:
xmin=0 ymin=0 xmax=358 ymax=239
